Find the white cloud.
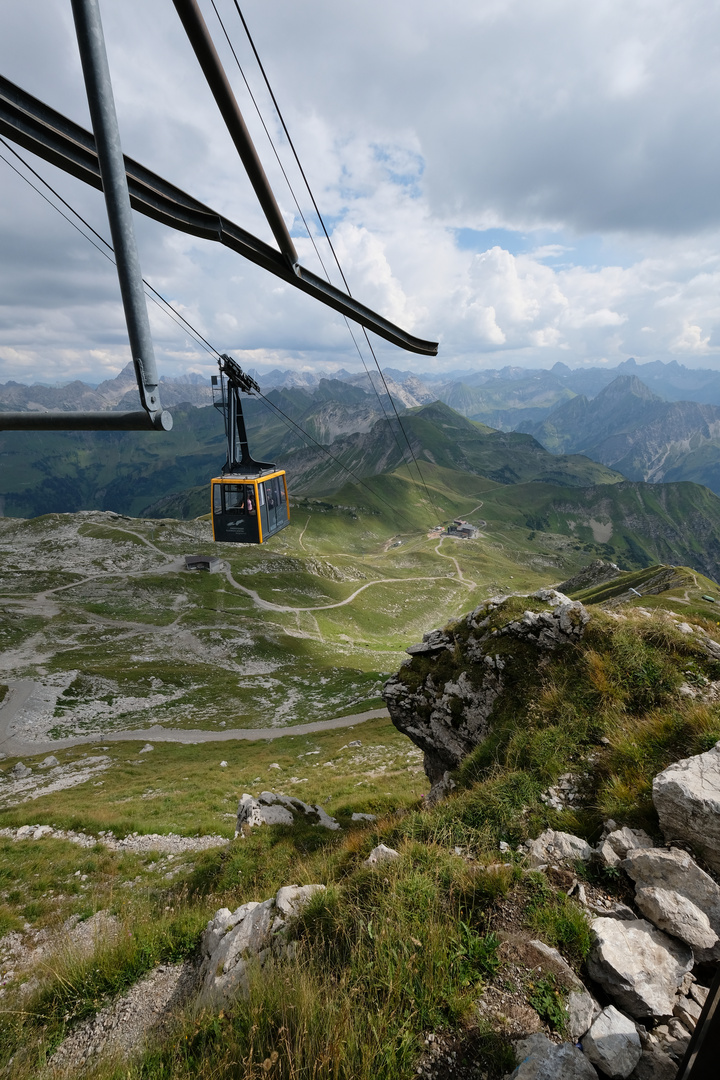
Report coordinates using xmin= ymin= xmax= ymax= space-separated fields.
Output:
xmin=2 ymin=0 xmax=720 ymax=384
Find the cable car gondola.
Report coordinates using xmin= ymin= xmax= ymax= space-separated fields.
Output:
xmin=210 ymin=355 xmax=289 ymax=544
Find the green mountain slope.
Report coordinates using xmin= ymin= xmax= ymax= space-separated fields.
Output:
xmin=284 ymin=401 xmax=623 ymax=495
xmin=0 ymin=400 xmax=621 ymax=520
xmin=478 ymin=478 xmax=720 ymax=582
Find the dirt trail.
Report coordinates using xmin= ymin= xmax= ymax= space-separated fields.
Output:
xmin=0 ymin=680 xmax=389 ymax=756
xmin=223 ymin=566 xmax=454 ymax=612
xmin=433 ymin=536 xmax=476 ymax=589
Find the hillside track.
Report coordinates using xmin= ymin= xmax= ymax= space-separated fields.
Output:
xmin=0 ymin=681 xmax=389 ymax=757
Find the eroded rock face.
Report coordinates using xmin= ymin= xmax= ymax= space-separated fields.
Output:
xmin=586 ymin=917 xmax=693 ymax=1019
xmin=653 ymin=741 xmax=720 ymax=874
xmin=623 ymin=846 xmax=720 ymax=961
xmin=383 ymin=590 xmax=590 ymax=784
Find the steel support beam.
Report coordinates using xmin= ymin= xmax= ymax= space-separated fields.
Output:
xmin=70 ymin=0 xmax=170 ymax=428
xmin=0 ymin=410 xmax=170 ymax=431
xmin=171 ymin=0 xmax=297 ymax=267
xmin=0 ymin=74 xmax=438 ymax=356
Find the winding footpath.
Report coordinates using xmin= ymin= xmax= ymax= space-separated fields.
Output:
xmin=0 ymin=679 xmax=389 ymax=758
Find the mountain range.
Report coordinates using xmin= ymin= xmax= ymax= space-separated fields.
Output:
xmin=522 ymin=374 xmax=720 ymax=493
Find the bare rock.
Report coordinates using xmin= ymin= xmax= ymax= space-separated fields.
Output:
xmin=628 ymin=1049 xmax=678 ymax=1080
xmin=586 ymin=917 xmax=693 ymax=1019
xmin=10 ymin=762 xmax=31 ymax=778
xmin=384 ymin=592 xmax=590 ymax=785
xmin=623 ymin=846 xmax=720 ymax=960
xmin=597 ymin=828 xmax=654 ymax=869
xmin=509 ymin=1034 xmax=599 ymax=1078
xmin=425 ymin=770 xmax=457 ymax=806
xmin=527 ymin=829 xmax=593 ymax=868
xmin=653 ymin=741 xmax=720 ymax=874
xmin=673 ymin=995 xmax=702 ymax=1031
xmin=582 ymin=1006 xmax=642 ymax=1078
xmin=365 ymin=843 xmax=401 ymax=866
xmin=198 ymin=883 xmax=325 ymax=1002
xmin=351 ymin=812 xmax=376 ymax=822
xmin=236 ymin=792 xmax=340 ymax=832
xmin=568 ymin=989 xmax=599 ymax=1041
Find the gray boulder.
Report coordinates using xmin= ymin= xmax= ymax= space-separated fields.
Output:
xmin=582 ymin=1006 xmax=642 ymax=1078
xmin=509 ymin=1034 xmax=598 ymax=1079
xmin=597 ymin=828 xmax=654 ymax=869
xmin=236 ymin=792 xmax=340 ymax=832
xmin=198 ymin=883 xmax=325 ymax=1002
xmin=365 ymin=843 xmax=401 ymax=866
xmin=568 ymin=990 xmax=599 ymax=1041
xmin=10 ymin=761 xmax=31 ymax=778
xmin=623 ymin=846 xmax=720 ymax=960
xmin=653 ymin=741 xmax=720 ymax=873
xmin=628 ymin=1049 xmax=679 ymax=1080
xmin=527 ymin=829 xmax=593 ymax=868
xmin=586 ymin=917 xmax=693 ymax=1019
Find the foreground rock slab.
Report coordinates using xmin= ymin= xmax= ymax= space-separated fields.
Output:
xmin=623 ymin=846 xmax=720 ymax=960
xmin=586 ymin=917 xmax=693 ymax=1019
xmin=236 ymin=792 xmax=340 ymax=832
xmin=509 ymin=1033 xmax=598 ymax=1078
xmin=582 ymin=1006 xmax=642 ymax=1079
xmin=653 ymin=740 xmax=720 ymax=874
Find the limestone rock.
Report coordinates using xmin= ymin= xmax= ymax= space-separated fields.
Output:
xmin=582 ymin=1006 xmax=642 ymax=1078
xmin=351 ymin=812 xmax=376 ymax=822
xmin=527 ymin=830 xmax=593 ymax=868
xmin=384 ymin=592 xmax=590 ymax=784
xmin=597 ymin=828 xmax=654 ymax=869
xmin=10 ymin=762 xmax=31 ymax=778
xmin=653 ymin=741 xmax=720 ymax=873
xmin=628 ymin=1049 xmax=678 ymax=1080
xmin=673 ymin=995 xmax=702 ymax=1031
xmin=236 ymin=792 xmax=340 ymax=832
xmin=586 ymin=917 xmax=693 ymax=1019
xmin=509 ymin=1034 xmax=599 ymax=1079
xmin=198 ymin=883 xmax=325 ymax=1002
xmin=623 ymin=846 xmax=720 ymax=960
xmin=365 ymin=843 xmax=401 ymax=866
xmin=40 ymin=756 xmax=59 ymax=768
xmin=567 ymin=989 xmax=598 ymax=1041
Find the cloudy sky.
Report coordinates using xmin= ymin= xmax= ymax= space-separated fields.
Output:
xmin=2 ymin=0 xmax=720 ymax=385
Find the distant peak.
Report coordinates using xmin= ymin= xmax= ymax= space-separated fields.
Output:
xmin=596 ymin=373 xmax=663 ymax=402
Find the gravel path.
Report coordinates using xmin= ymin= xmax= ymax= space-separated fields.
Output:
xmin=0 ymin=684 xmax=388 ymax=757
xmin=49 ymin=960 xmax=198 ymax=1072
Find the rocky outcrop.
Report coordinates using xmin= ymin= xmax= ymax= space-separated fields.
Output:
xmin=623 ymin=846 xmax=720 ymax=961
xmin=383 ymin=590 xmax=590 ymax=784
xmin=236 ymin=792 xmax=340 ymax=832
xmin=586 ymin=917 xmax=693 ymax=1019
xmin=653 ymin=741 xmax=720 ymax=874
xmin=198 ymin=884 xmax=325 ymax=1003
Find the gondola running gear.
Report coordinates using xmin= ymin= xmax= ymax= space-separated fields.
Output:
xmin=210 ymin=355 xmax=289 ymax=544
